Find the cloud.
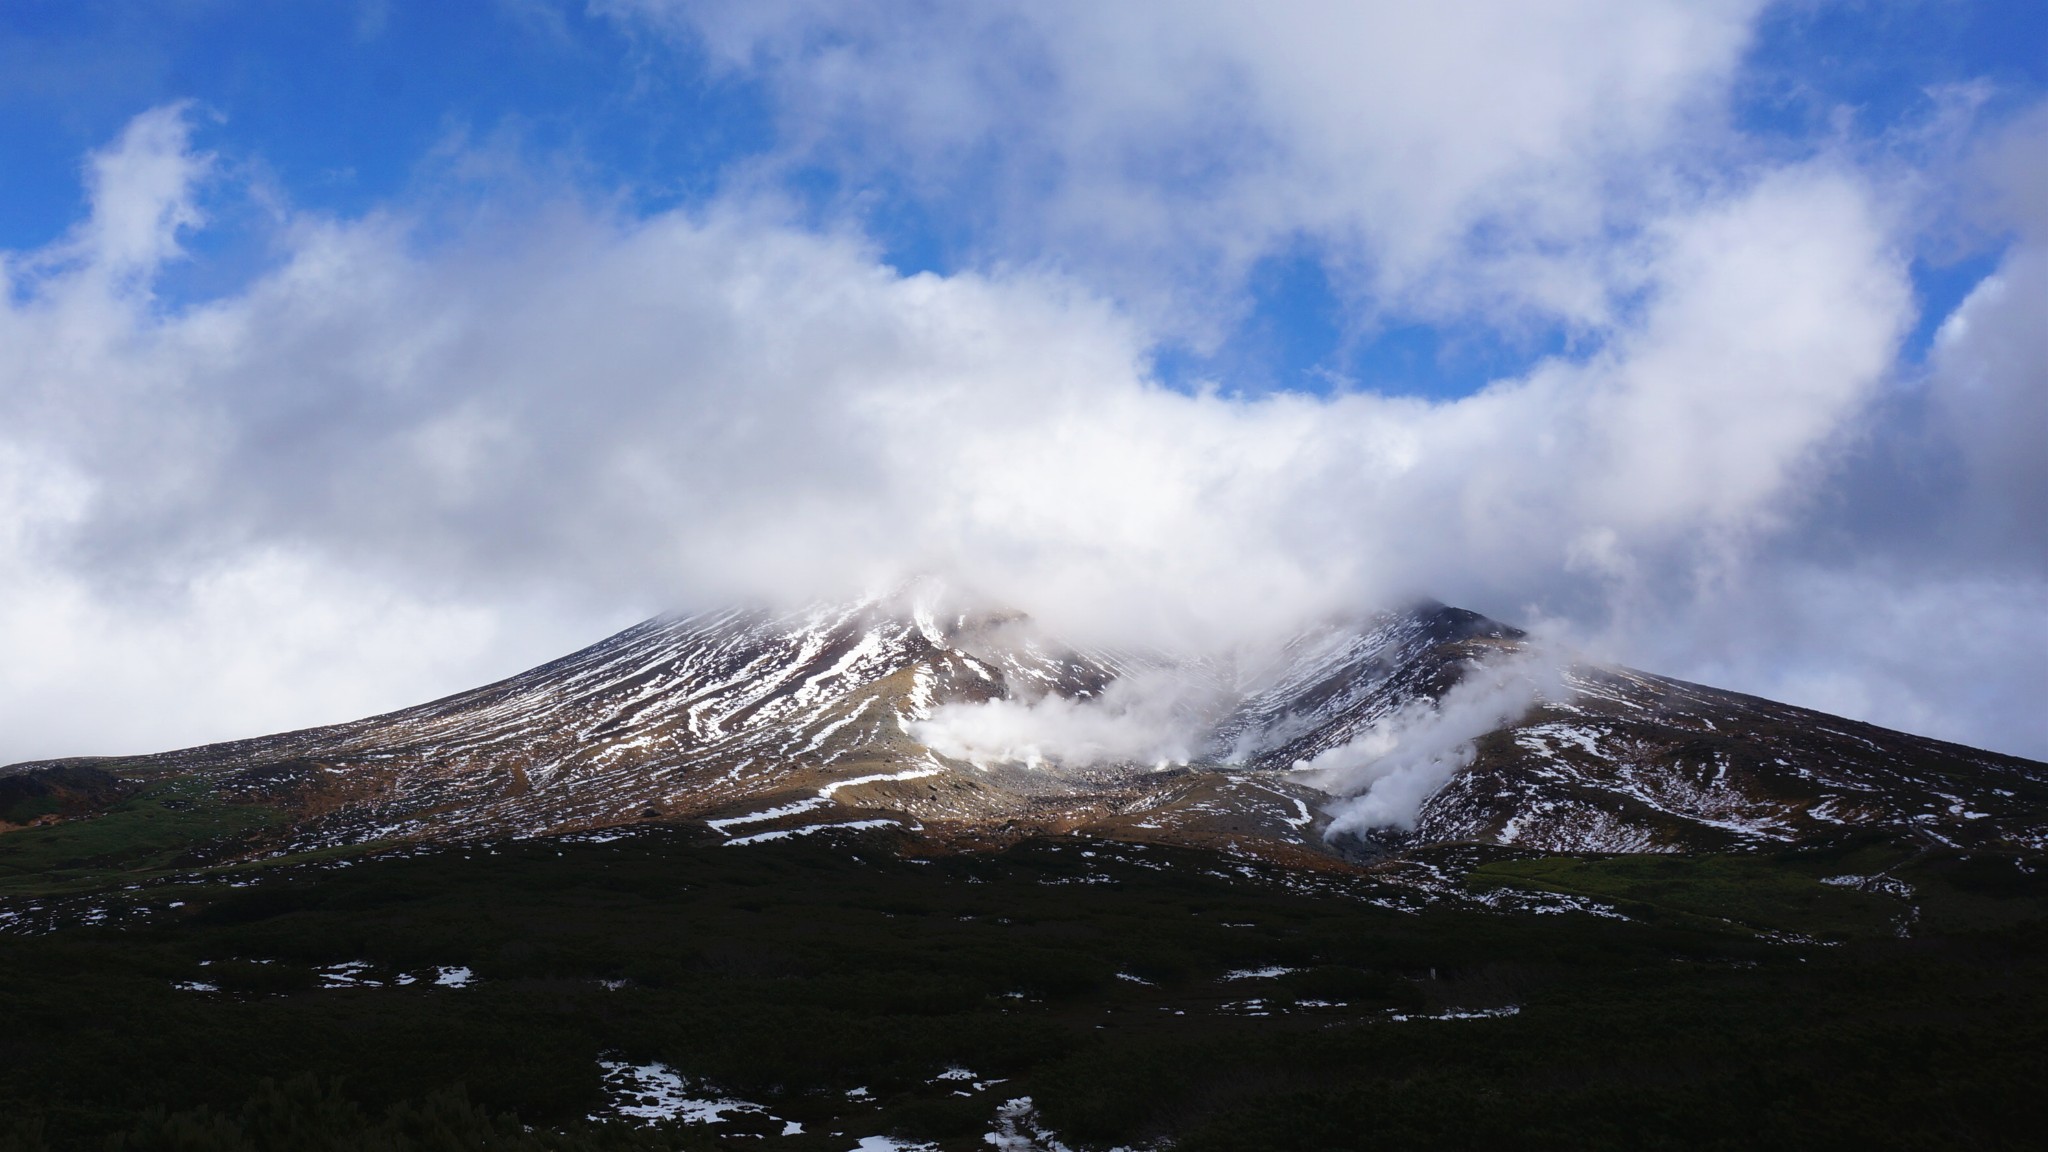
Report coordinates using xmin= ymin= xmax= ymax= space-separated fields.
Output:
xmin=1926 ymin=107 xmax=2048 ymax=573
xmin=1647 ymin=563 xmax=2048 ymax=759
xmin=70 ymin=102 xmax=211 ymax=279
xmin=0 ymin=102 xmax=1959 ymax=763
xmin=602 ymin=0 xmax=1764 ymax=334
xmin=3 ymin=1 xmax=2045 ymax=771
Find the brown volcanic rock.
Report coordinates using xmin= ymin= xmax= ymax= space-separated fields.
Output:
xmin=8 ymin=593 xmax=2042 ymax=864
xmin=1412 ymin=654 xmax=2048 ymax=854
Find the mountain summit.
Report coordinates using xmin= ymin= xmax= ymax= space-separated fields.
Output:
xmin=7 ymin=595 xmax=2044 ymax=865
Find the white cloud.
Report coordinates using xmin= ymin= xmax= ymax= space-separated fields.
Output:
xmin=1928 ymin=242 xmax=2048 ymax=571
xmin=603 ymin=0 xmax=1763 ymax=334
xmin=1645 ymin=562 xmax=2048 ymax=760
xmin=0 ymin=535 xmax=597 ymax=764
xmin=2 ymin=103 xmax=1992 ymax=765
xmin=74 ymin=102 xmax=211 ymax=279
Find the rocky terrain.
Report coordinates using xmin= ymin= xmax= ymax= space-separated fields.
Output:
xmin=6 ymin=593 xmax=2048 ymax=1151
xmin=9 ymin=591 xmax=2042 ymax=866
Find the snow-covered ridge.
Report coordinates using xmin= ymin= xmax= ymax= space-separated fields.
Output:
xmin=16 ymin=594 xmax=2044 ymax=862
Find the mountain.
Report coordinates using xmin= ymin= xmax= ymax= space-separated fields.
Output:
xmin=7 ymin=594 xmax=2048 ymax=1150
xmin=10 ymin=592 xmax=2042 ymax=866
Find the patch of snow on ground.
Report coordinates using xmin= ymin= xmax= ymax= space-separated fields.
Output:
xmin=1468 ymin=887 xmax=1630 ymax=919
xmin=723 ymin=819 xmax=900 ymax=847
xmin=593 ymin=1060 xmax=770 ymax=1125
xmin=1220 ymin=966 xmax=1296 ymax=981
xmin=803 ymin=696 xmax=878 ymax=753
xmin=820 ymin=765 xmax=945 ymax=798
xmin=1822 ymin=874 xmax=1915 ymax=899
xmin=1517 ymin=722 xmax=1606 ymax=760
xmin=1389 ymin=1005 xmax=1520 ymax=1022
xmin=706 ymin=797 xmax=832 ymax=832
xmin=984 ymin=1096 xmax=1080 ymax=1152
xmin=318 ymin=961 xmax=378 ymax=988
xmin=433 ymin=965 xmax=474 ymax=987
xmin=559 ymin=829 xmax=632 ymax=844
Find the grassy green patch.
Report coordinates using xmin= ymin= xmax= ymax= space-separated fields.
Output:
xmin=1468 ymin=851 xmax=1911 ymax=937
xmin=0 ymin=781 xmax=279 ymax=897
xmin=1895 ymin=849 xmax=2048 ymax=933
xmin=0 ymin=794 xmax=63 ymax=825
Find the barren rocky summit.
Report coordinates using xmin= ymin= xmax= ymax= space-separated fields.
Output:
xmin=11 ymin=592 xmax=2042 ymax=867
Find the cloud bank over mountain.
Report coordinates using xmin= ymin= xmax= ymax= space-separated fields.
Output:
xmin=618 ymin=0 xmax=1765 ymax=332
xmin=0 ymin=3 xmax=2041 ymax=762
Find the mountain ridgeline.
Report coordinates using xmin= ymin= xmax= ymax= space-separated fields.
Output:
xmin=7 ymin=595 xmax=2048 ymax=1149
xmin=8 ymin=594 xmax=2043 ymax=865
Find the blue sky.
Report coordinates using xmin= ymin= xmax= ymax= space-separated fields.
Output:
xmin=0 ymin=1 xmax=2042 ymax=762
xmin=4 ymin=1 xmax=2039 ymax=394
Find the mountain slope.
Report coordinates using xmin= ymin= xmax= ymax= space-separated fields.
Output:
xmin=7 ymin=594 xmax=2043 ymax=864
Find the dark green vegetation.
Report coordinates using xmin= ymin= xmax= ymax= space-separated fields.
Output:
xmin=0 ymin=780 xmax=277 ymax=900
xmin=0 ymin=765 xmax=137 ymax=831
xmin=3 ymin=820 xmax=2047 ymax=1151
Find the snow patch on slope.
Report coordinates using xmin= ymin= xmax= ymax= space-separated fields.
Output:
xmin=593 ymin=1060 xmax=770 ymax=1125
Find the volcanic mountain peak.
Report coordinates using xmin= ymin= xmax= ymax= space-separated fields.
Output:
xmin=6 ymin=594 xmax=2045 ymax=866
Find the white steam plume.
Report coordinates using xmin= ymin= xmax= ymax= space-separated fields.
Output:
xmin=1293 ymin=652 xmax=1566 ymax=835
xmin=912 ymin=670 xmax=1226 ymax=771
